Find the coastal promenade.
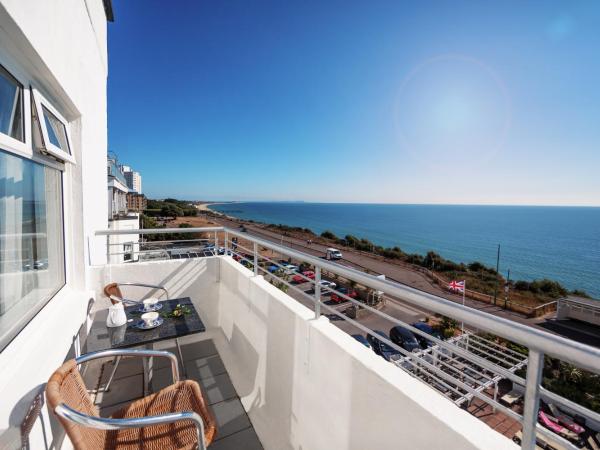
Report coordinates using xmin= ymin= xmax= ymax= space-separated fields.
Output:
xmin=185 ymin=210 xmax=550 ymax=332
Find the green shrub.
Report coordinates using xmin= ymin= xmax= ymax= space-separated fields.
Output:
xmin=321 ymin=230 xmax=337 ymax=240
xmin=529 ymin=279 xmax=567 ymax=298
xmin=571 ymin=289 xmax=591 ymax=298
xmin=514 ymin=280 xmax=530 ymax=291
xmin=161 ymin=204 xmax=184 ymax=217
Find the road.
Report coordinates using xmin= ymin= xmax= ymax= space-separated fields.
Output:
xmin=211 ymin=214 xmax=543 ymax=328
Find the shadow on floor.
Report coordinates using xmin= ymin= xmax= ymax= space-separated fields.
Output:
xmin=83 ymin=336 xmax=263 ymax=450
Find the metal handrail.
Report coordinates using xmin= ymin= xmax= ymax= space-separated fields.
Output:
xmin=76 ymin=349 xmax=180 ymax=382
xmin=95 ymin=225 xmax=600 ymax=368
xmin=96 ymin=227 xmax=223 ymax=235
xmin=55 ymin=404 xmax=206 ymax=450
xmin=114 ymin=282 xmax=170 ymax=299
xmin=559 ymin=297 xmax=600 ymax=310
xmin=96 ymin=226 xmax=600 ymax=450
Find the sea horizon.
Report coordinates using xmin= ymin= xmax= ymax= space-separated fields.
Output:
xmin=204 ymin=200 xmax=600 ymax=208
xmin=209 ymin=201 xmax=600 ymax=299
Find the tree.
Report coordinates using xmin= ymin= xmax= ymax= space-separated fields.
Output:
xmin=183 ymin=208 xmax=198 ymax=216
xmin=161 ymin=204 xmax=184 ymax=217
xmin=141 ymin=214 xmax=158 ymax=229
xmin=321 ymin=230 xmax=337 ymax=240
xmin=468 ymin=261 xmax=485 ymax=272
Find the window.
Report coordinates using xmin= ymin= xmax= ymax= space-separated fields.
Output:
xmin=0 ymin=150 xmax=65 ymax=349
xmin=0 ymin=64 xmax=24 ymax=143
xmin=32 ymin=88 xmax=74 ymax=163
xmin=0 ymin=63 xmax=68 ymax=351
xmin=123 ymin=243 xmax=133 ymax=261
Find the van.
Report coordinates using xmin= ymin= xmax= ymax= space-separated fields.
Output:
xmin=326 ymin=248 xmax=343 ymax=260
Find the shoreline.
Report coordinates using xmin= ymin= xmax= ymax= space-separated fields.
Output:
xmin=171 ymin=213 xmax=559 ymax=325
xmin=173 ymin=209 xmax=593 ymax=307
xmin=195 ymin=202 xmax=228 ymax=217
xmin=195 ymin=204 xmax=595 ymax=300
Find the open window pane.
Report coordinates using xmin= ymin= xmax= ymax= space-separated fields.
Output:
xmin=0 ymin=65 xmax=24 ymax=142
xmin=42 ymin=105 xmax=70 ymax=154
xmin=0 ymin=149 xmax=65 ymax=350
xmin=31 ymin=88 xmax=74 ymax=164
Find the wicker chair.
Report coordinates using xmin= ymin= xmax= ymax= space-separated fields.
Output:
xmin=46 ymin=349 xmax=217 ymax=450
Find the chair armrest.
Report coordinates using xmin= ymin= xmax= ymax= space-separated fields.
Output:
xmin=116 ymin=283 xmax=169 ymax=299
xmin=55 ymin=403 xmax=206 ymax=450
xmin=76 ymin=349 xmax=179 ymax=382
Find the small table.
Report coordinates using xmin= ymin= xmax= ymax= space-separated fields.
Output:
xmin=87 ymin=298 xmax=205 ymax=394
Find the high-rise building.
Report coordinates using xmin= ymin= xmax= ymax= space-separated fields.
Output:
xmin=122 ymin=165 xmax=142 ymax=193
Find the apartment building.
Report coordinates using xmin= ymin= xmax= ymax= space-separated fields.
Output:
xmin=122 ymin=164 xmax=142 ymax=193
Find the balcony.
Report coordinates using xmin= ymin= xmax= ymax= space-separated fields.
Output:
xmin=53 ymin=226 xmax=600 ymax=449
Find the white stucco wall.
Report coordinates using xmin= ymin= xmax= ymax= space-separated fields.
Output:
xmin=215 ymin=257 xmax=515 ymax=450
xmin=107 ymin=216 xmax=140 ymax=263
xmin=87 ymin=257 xmax=220 ymax=320
xmin=0 ymin=1 xmax=109 ymax=448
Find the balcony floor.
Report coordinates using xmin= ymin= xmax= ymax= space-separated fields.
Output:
xmin=82 ymin=335 xmax=263 ymax=450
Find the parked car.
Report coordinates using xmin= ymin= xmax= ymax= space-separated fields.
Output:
xmin=292 ymin=270 xmax=315 ymax=283
xmin=367 ymin=330 xmax=402 ymax=361
xmin=331 ymin=287 xmax=358 ymax=303
xmin=411 ymin=322 xmax=443 ymax=349
xmin=319 ymin=280 xmax=337 ymax=290
xmin=351 ymin=334 xmax=371 ymax=349
xmin=282 ymin=264 xmax=298 ymax=274
xmin=389 ymin=326 xmax=420 ymax=353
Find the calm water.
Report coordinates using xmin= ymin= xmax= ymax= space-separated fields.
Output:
xmin=210 ymin=202 xmax=600 ymax=298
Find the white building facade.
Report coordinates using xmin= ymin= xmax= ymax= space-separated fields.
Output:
xmin=0 ymin=0 xmax=111 ymax=448
xmin=107 ymin=156 xmax=128 ymax=217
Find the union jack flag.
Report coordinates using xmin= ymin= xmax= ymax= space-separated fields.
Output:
xmin=448 ymin=280 xmax=465 ymax=292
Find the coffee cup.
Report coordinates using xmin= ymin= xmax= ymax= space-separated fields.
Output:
xmin=142 ymin=297 xmax=159 ymax=311
xmin=141 ymin=311 xmax=159 ymax=327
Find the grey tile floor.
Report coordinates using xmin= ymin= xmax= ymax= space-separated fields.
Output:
xmin=82 ymin=336 xmax=263 ymax=449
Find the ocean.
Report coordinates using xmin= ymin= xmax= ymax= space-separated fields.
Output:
xmin=209 ymin=202 xmax=600 ymax=298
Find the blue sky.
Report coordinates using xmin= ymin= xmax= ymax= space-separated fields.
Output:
xmin=108 ymin=1 xmax=600 ymax=205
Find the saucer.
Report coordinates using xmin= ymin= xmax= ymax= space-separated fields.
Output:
xmin=137 ymin=302 xmax=163 ymax=313
xmin=135 ymin=317 xmax=164 ymax=330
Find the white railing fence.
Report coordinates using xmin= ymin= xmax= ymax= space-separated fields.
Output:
xmin=96 ymin=226 xmax=600 ymax=450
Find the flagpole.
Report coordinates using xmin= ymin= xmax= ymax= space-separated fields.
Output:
xmin=461 ymin=280 xmax=466 ymax=333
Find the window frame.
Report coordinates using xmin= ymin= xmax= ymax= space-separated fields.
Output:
xmin=0 ymin=59 xmax=71 ymax=352
xmin=31 ymin=87 xmax=75 ymax=164
xmin=0 ymin=62 xmax=30 ymax=158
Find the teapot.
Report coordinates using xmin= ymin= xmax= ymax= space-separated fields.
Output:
xmin=106 ymin=301 xmax=127 ymax=328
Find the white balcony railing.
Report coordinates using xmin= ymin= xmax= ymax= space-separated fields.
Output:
xmin=96 ymin=226 xmax=600 ymax=450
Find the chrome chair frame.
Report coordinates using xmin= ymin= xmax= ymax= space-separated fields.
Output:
xmin=112 ymin=282 xmax=170 ymax=305
xmin=62 ymin=349 xmax=206 ymax=450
